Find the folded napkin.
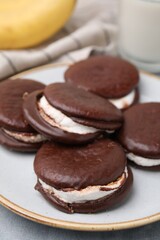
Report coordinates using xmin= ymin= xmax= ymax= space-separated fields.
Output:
xmin=0 ymin=0 xmax=118 ymax=80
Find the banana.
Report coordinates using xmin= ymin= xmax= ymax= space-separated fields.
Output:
xmin=0 ymin=0 xmax=76 ymax=49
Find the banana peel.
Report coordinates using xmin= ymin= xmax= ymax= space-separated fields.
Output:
xmin=0 ymin=0 xmax=76 ymax=49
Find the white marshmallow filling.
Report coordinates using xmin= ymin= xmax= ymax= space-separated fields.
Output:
xmin=38 ymin=167 xmax=128 ymax=204
xmin=127 ymin=152 xmax=160 ymax=167
xmin=109 ymin=89 xmax=136 ymax=109
xmin=38 ymin=96 xmax=115 ymax=134
xmin=3 ymin=128 xmax=46 ymax=143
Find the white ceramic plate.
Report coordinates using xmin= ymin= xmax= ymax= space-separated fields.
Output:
xmin=0 ymin=63 xmax=160 ymax=231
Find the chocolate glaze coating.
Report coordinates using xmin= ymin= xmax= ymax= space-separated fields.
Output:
xmin=23 ymin=91 xmax=101 ymax=144
xmin=35 ymin=167 xmax=133 ymax=213
xmin=0 ymin=79 xmax=45 ymax=132
xmin=44 ymin=82 xmax=123 ymax=123
xmin=118 ymin=103 xmax=160 ymax=158
xmin=65 ymin=56 xmax=139 ymax=98
xmin=71 ymin=116 xmax=121 ymax=130
xmin=0 ymin=128 xmax=42 ymax=152
xmin=34 ymin=139 xmax=127 ymax=190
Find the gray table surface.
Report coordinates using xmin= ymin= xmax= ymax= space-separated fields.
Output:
xmin=0 ymin=205 xmax=160 ymax=240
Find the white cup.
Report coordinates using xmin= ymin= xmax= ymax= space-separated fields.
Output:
xmin=119 ymin=0 xmax=160 ymax=73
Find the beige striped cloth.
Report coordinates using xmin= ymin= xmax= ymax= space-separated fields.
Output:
xmin=0 ymin=0 xmax=118 ymax=80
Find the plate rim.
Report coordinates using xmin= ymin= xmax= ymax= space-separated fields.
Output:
xmin=1 ymin=63 xmax=160 ymax=231
xmin=1 ymin=195 xmax=160 ymax=231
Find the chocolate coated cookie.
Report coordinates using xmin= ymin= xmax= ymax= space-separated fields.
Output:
xmin=34 ymin=139 xmax=133 ymax=213
xmin=0 ymin=79 xmax=45 ymax=151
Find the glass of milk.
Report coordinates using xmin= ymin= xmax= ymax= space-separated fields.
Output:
xmin=119 ymin=0 xmax=160 ymax=72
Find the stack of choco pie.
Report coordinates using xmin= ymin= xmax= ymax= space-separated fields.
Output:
xmin=22 ymin=81 xmax=133 ymax=213
xmin=3 ymin=56 xmax=159 ymax=214
xmin=0 ymin=79 xmax=46 ymax=152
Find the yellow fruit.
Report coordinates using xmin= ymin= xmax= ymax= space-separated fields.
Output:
xmin=0 ymin=0 xmax=76 ymax=49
